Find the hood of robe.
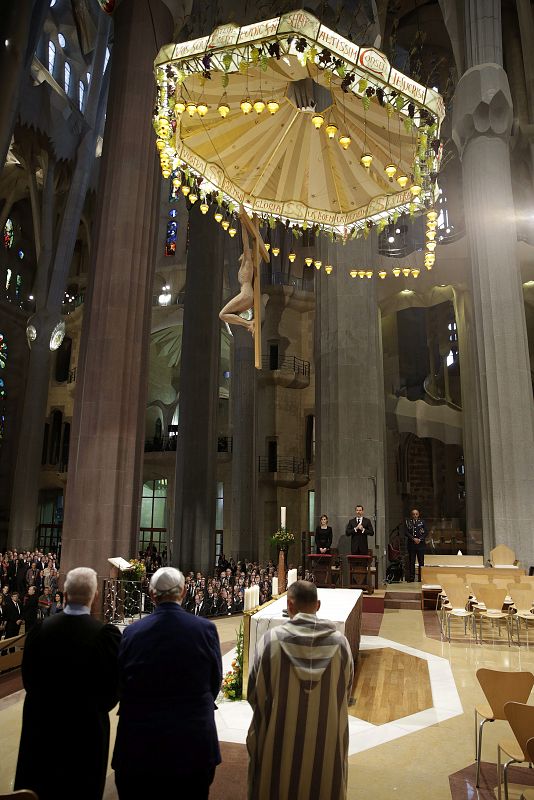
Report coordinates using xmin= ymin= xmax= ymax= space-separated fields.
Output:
xmin=279 ymin=612 xmax=341 ymax=685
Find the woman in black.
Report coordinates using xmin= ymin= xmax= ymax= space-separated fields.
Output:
xmin=315 ymin=514 xmax=333 ymax=553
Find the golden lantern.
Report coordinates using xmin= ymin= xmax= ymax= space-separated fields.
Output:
xmin=426 ymin=220 xmax=437 ymax=230
xmin=325 ymin=123 xmax=338 ymax=139
xmin=181 ymin=184 xmax=190 ymax=196
xmin=172 ymin=176 xmax=182 ymax=188
xmin=253 ymin=99 xmax=265 ymax=114
xmin=378 ymin=270 xmax=387 ymax=279
xmin=411 ymin=268 xmax=420 ymax=277
xmin=228 ymin=226 xmax=237 ymax=237
xmin=426 ymin=230 xmax=436 ymax=241
xmin=396 ymin=173 xmax=408 ymax=189
xmin=425 ymin=253 xmax=436 ymax=265
xmin=272 ymin=246 xmax=280 ymax=256
xmin=156 ymin=139 xmax=165 ymax=151
xmin=240 ymin=98 xmax=253 ymax=114
xmin=410 ymin=183 xmax=422 ymax=197
xmin=197 ymin=102 xmax=208 ymax=117
xmin=288 ymin=252 xmax=296 ymax=263
xmin=426 ymin=240 xmax=437 ymax=252
xmin=218 ymin=102 xmax=230 ymax=118
xmin=304 ymin=257 xmax=313 ymax=266
xmin=162 ymin=168 xmax=171 ymax=179
xmin=214 ymin=210 xmax=223 ymax=223
xmin=402 ymin=267 xmax=410 ymax=277
xmin=267 ymin=99 xmax=280 ymax=114
xmin=311 ymin=114 xmax=324 ymax=129
xmin=221 ymin=220 xmax=230 ymax=230
xmin=427 ymin=210 xmax=438 ymax=222
xmin=325 ymin=265 xmax=333 ymax=274
xmin=392 ymin=267 xmax=401 ymax=277
xmin=358 ymin=270 xmax=365 ymax=278
xmin=185 ymin=102 xmax=197 ymax=116
xmin=365 ymin=270 xmax=373 ymax=279
xmin=265 ymin=243 xmax=271 ymax=252
xmin=189 ymin=192 xmax=198 ymax=204
xmin=360 ymin=152 xmax=373 ymax=169
xmin=314 ymin=260 xmax=322 ymax=269
xmin=200 ymin=202 xmax=209 ymax=214
xmin=175 ymin=98 xmax=186 ymax=115
xmin=349 ymin=269 xmax=357 ymax=278
xmin=339 ymin=134 xmax=351 ymax=150
xmin=384 ymin=163 xmax=397 ymax=180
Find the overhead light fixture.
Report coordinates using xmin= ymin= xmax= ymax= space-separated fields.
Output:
xmin=304 ymin=257 xmax=313 ymax=266
xmin=156 ymin=139 xmax=165 ymax=151
xmin=218 ymin=102 xmax=230 ymax=118
xmin=325 ymin=265 xmax=333 ymax=274
xmin=200 ymin=202 xmax=209 ymax=214
xmin=350 ymin=269 xmax=357 ymax=278
xmin=378 ymin=270 xmax=387 ymax=279
xmin=240 ymin=98 xmax=252 ymax=114
xmin=197 ymin=102 xmax=208 ymax=117
xmin=426 ymin=230 xmax=436 ymax=241
xmin=172 ymin=176 xmax=182 ymax=188
xmin=288 ymin=252 xmax=296 ymax=262
xmin=384 ymin=163 xmax=397 ymax=180
xmin=396 ymin=173 xmax=408 ymax=188
xmin=253 ymin=99 xmax=265 ymax=114
xmin=426 ymin=240 xmax=437 ymax=252
xmin=325 ymin=124 xmax=338 ymax=139
xmin=425 ymin=253 xmax=436 ymax=265
xmin=427 ymin=210 xmax=438 ymax=222
xmin=175 ymin=98 xmax=186 ymax=115
xmin=214 ymin=210 xmax=223 ymax=223
xmin=265 ymin=243 xmax=271 ymax=251
xmin=365 ymin=270 xmax=372 ymax=278
xmin=411 ymin=268 xmax=420 ymax=277
xmin=221 ymin=219 xmax=230 ymax=230
xmin=360 ymin=153 xmax=373 ymax=169
xmin=339 ymin=134 xmax=351 ymax=150
xmin=392 ymin=267 xmax=401 ymax=277
xmin=228 ymin=226 xmax=237 ymax=237
xmin=410 ymin=183 xmax=422 ymax=197
xmin=314 ymin=260 xmax=322 ymax=269
xmin=185 ymin=102 xmax=197 ymax=116
xmin=272 ymin=246 xmax=280 ymax=256
xmin=426 ymin=220 xmax=437 ymax=230
xmin=311 ymin=114 xmax=324 ymax=129
xmin=358 ymin=270 xmax=365 ymax=278
xmin=181 ymin=185 xmax=190 ymax=196
xmin=189 ymin=192 xmax=198 ymax=204
xmin=267 ymin=99 xmax=280 ymax=114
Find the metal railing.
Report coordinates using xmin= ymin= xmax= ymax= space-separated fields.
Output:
xmin=258 ymin=456 xmax=309 ymax=475
xmin=102 ymin=578 xmax=153 ymax=623
xmin=261 ymin=354 xmax=310 ymax=376
xmin=261 ymin=269 xmax=315 ymax=292
xmin=144 ymin=435 xmax=233 ymax=454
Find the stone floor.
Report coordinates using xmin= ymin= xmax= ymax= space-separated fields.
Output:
xmin=2 ymin=593 xmax=534 ymax=799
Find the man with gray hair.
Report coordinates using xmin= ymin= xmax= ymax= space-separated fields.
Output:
xmin=112 ymin=566 xmax=223 ymax=799
xmin=15 ymin=567 xmax=121 ymax=799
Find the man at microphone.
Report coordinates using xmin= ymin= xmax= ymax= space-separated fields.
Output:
xmin=345 ymin=504 xmax=374 ymax=555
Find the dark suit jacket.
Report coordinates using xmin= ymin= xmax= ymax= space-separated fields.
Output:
xmin=15 ymin=612 xmax=121 ymax=800
xmin=112 ymin=601 xmax=222 ymax=778
xmin=404 ymin=518 xmax=428 ymax=548
xmin=315 ymin=525 xmax=333 ymax=551
xmin=345 ymin=516 xmax=375 ymax=555
xmin=4 ymin=596 xmax=23 ymax=638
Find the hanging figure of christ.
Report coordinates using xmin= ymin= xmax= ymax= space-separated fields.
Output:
xmin=219 ymin=224 xmax=255 ymax=337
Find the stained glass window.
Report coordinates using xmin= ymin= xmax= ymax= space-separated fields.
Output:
xmin=64 ymin=61 xmax=71 ymax=94
xmin=15 ymin=274 xmax=22 ymax=299
xmin=0 ymin=378 xmax=5 ymax=398
xmin=0 ymin=334 xmax=7 ymax=369
xmin=79 ymin=80 xmax=85 ymax=110
xmin=165 ymin=211 xmax=178 ymax=256
xmin=6 ymin=269 xmax=11 ymax=290
xmin=48 ymin=40 xmax=56 ymax=73
xmin=0 ymin=413 xmax=5 ymax=442
xmin=58 ymin=33 xmax=66 ymax=48
xmin=3 ymin=219 xmax=13 ymax=249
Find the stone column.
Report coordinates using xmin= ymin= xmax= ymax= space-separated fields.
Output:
xmin=315 ymin=239 xmax=386 ymax=578
xmin=60 ymin=0 xmax=173 ymax=578
xmin=172 ymin=207 xmax=224 ymax=575
xmin=452 ymin=7 xmax=534 ymax=564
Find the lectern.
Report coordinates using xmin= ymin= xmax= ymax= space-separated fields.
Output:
xmin=307 ymin=553 xmax=333 ymax=588
xmin=347 ymin=554 xmax=374 ymax=594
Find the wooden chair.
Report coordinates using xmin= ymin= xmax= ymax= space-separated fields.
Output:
xmin=507 ymin=585 xmax=534 ymax=645
xmin=440 ymin=581 xmax=476 ymax=642
xmin=474 ymin=669 xmax=534 ymax=788
xmin=0 ymin=791 xmax=39 ymax=799
xmin=519 ymin=737 xmax=534 ymax=799
xmin=490 ymin=544 xmax=516 ymax=566
xmin=435 ymin=574 xmax=465 ymax=633
xmin=498 ymin=701 xmax=534 ymax=800
xmin=472 ymin=583 xmax=511 ymax=646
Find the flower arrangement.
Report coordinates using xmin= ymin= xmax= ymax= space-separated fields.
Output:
xmin=221 ymin=623 xmax=243 ymax=701
xmin=270 ymin=527 xmax=295 ymax=547
xmin=128 ymin=559 xmax=146 ymax=581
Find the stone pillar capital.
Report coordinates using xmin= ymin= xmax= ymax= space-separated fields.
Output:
xmin=452 ymin=64 xmax=513 ymax=157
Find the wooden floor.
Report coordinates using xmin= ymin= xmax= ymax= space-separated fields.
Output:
xmin=350 ymin=647 xmax=433 ymax=724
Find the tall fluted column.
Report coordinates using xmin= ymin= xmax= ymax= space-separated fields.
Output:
xmin=61 ymin=0 xmax=173 ymax=578
xmin=453 ymin=55 xmax=534 ymax=562
xmin=315 ymin=240 xmax=386 ymax=576
xmin=172 ymin=208 xmax=224 ymax=575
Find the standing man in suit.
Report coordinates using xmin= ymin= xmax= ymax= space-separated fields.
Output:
xmin=112 ymin=566 xmax=222 ymax=799
xmin=15 ymin=567 xmax=121 ymax=800
xmin=345 ymin=504 xmax=374 ymax=555
xmin=4 ymin=590 xmax=23 ymax=640
xmin=404 ymin=508 xmax=428 ymax=582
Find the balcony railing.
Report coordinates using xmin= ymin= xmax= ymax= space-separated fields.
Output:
xmin=261 ymin=355 xmax=310 ymax=377
xmin=258 ymin=456 xmax=309 ymax=476
xmin=144 ymin=435 xmax=233 ymax=453
xmin=261 ymin=269 xmax=314 ymax=292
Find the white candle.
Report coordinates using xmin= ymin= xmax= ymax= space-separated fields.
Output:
xmin=287 ymin=568 xmax=298 ymax=587
xmin=244 ymin=588 xmax=251 ymax=611
xmin=254 ymin=586 xmax=260 ymax=607
xmin=280 ymin=506 xmax=287 ymax=529
xmin=272 ymin=577 xmax=278 ymax=596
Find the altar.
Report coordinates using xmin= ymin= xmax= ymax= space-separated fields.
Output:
xmin=242 ymin=589 xmax=363 ymax=698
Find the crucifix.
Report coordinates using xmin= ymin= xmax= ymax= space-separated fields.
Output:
xmin=219 ymin=205 xmax=270 ymax=369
